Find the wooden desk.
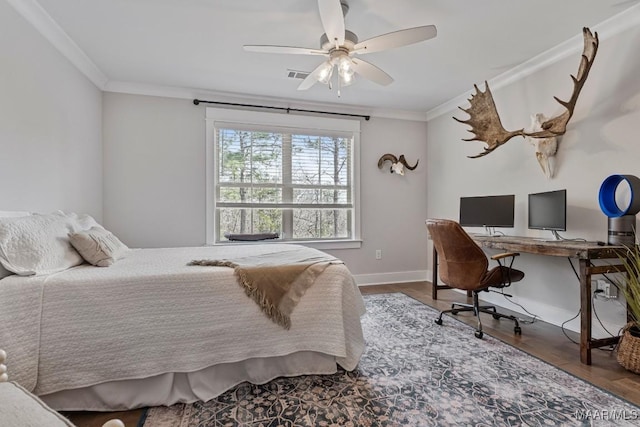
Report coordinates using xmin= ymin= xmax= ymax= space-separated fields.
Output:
xmin=431 ymin=235 xmax=626 ymax=365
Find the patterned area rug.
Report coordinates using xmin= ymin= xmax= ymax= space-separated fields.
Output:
xmin=143 ymin=293 xmax=639 ymax=426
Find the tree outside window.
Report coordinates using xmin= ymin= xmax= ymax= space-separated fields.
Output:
xmin=215 ymin=128 xmax=353 ymax=242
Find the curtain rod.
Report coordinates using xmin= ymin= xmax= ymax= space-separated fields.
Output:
xmin=192 ymin=99 xmax=370 ymax=121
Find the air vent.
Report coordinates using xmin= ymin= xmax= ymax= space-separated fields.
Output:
xmin=287 ymin=69 xmax=310 ymax=80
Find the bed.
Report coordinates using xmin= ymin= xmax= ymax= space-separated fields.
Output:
xmin=0 ymin=212 xmax=365 ymax=411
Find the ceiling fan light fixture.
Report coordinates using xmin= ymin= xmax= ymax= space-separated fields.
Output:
xmin=245 ymin=0 xmax=437 ymax=96
xmin=339 ymin=68 xmax=355 ymax=86
xmin=318 ymin=62 xmax=334 ymax=85
xmin=338 ymin=55 xmax=351 ymax=72
xmin=338 ymin=57 xmax=355 ymax=86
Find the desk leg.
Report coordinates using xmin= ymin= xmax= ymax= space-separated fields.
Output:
xmin=579 ymin=259 xmax=592 ymax=365
xmin=432 ymin=247 xmax=439 ymax=300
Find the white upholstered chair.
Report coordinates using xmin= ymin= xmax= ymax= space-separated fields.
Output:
xmin=0 ymin=349 xmax=124 ymax=427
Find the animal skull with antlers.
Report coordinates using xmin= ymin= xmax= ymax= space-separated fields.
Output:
xmin=453 ymin=27 xmax=599 ymax=176
xmin=526 ymin=113 xmax=558 ymax=178
xmin=377 ymin=154 xmax=419 ymax=176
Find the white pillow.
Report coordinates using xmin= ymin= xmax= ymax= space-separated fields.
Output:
xmin=0 ymin=212 xmax=84 ymax=276
xmin=60 ymin=211 xmax=100 ymax=231
xmin=0 ymin=211 xmax=30 ymax=279
xmin=69 ymin=226 xmax=129 ymax=267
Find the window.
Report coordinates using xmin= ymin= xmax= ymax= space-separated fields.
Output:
xmin=206 ymin=108 xmax=361 ymax=248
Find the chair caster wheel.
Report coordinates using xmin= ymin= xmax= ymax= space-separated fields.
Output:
xmin=434 ymin=318 xmax=443 ymax=326
xmin=451 ymin=310 xmax=459 ymax=315
xmin=475 ymin=331 xmax=483 ymax=339
xmin=492 ymin=314 xmax=501 ymax=320
xmin=514 ymin=326 xmax=522 ymax=335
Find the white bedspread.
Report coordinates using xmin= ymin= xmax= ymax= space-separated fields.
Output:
xmin=0 ymin=244 xmax=365 ymax=396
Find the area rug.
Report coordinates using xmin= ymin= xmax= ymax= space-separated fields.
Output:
xmin=142 ymin=293 xmax=639 ymax=426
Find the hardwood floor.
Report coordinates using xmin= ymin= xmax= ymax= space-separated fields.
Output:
xmin=64 ymin=281 xmax=640 ymax=426
xmin=63 ymin=409 xmax=145 ymax=427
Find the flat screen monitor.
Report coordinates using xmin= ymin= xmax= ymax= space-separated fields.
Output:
xmin=528 ymin=189 xmax=567 ymax=231
xmin=459 ymin=194 xmax=515 ymax=228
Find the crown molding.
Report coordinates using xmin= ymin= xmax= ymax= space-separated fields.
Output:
xmin=426 ymin=3 xmax=640 ymax=121
xmin=11 ymin=0 xmax=423 ymax=120
xmin=104 ymin=80 xmax=429 ymax=122
xmin=17 ymin=0 xmax=639 ymax=123
xmin=7 ymin=0 xmax=108 ymax=89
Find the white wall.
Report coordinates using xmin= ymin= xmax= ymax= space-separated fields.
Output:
xmin=102 ymin=93 xmax=205 ymax=248
xmin=426 ymin=24 xmax=640 ymax=336
xmin=336 ymin=116 xmax=428 ymax=280
xmin=0 ymin=1 xmax=102 ymax=219
xmin=102 ymin=92 xmax=428 ymax=280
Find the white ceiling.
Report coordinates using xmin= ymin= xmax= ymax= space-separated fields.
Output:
xmin=29 ymin=0 xmax=640 ymax=114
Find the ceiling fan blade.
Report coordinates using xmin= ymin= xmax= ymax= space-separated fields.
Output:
xmin=318 ymin=0 xmax=345 ymax=46
xmin=243 ymin=45 xmax=328 ymax=56
xmin=353 ymin=25 xmax=437 ymax=54
xmin=297 ymin=61 xmax=331 ymax=90
xmin=350 ymin=58 xmax=393 ymax=86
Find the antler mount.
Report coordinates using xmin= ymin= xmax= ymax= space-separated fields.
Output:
xmin=377 ymin=153 xmax=419 ymax=175
xmin=454 ymin=28 xmax=599 ymax=159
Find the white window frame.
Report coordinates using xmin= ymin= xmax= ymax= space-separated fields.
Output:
xmin=205 ymin=107 xmax=361 ymax=250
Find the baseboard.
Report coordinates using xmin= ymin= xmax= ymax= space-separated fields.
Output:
xmin=478 ymin=291 xmax=626 ymax=339
xmin=426 ymin=269 xmax=625 ymax=337
xmin=370 ymin=269 xmax=626 ymax=337
xmin=354 ymin=270 xmax=427 ymax=286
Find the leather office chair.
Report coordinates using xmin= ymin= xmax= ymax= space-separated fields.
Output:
xmin=426 ymin=219 xmax=525 ymax=339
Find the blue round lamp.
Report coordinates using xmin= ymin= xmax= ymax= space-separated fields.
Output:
xmin=598 ymin=174 xmax=640 ymax=245
xmin=598 ymin=174 xmax=640 ymax=217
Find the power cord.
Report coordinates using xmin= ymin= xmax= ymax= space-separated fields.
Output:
xmin=560 ymin=296 xmax=622 ymax=352
xmin=590 ymin=260 xmax=629 ymax=327
xmin=493 ymin=288 xmax=539 ymax=324
xmin=562 ymin=259 xmax=619 ymax=350
xmin=567 ymin=257 xmax=580 ymax=282
xmin=590 ymin=262 xmax=626 ymax=300
xmin=592 ymin=291 xmax=617 ymax=351
xmin=561 ymin=309 xmax=580 ymax=345
xmin=552 ymin=230 xmax=587 ymax=242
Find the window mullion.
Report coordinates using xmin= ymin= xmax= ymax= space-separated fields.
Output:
xmin=249 ymin=132 xmax=254 ymax=234
xmin=209 ymin=109 xmax=358 ymax=244
xmin=317 ymin=138 xmax=322 ymax=238
xmin=215 ymin=129 xmax=221 ymax=241
xmin=347 ymin=138 xmax=353 ymax=236
xmin=283 ymin=133 xmax=293 ymax=239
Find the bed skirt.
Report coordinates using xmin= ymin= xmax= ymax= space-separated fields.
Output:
xmin=41 ymin=351 xmax=338 ymax=411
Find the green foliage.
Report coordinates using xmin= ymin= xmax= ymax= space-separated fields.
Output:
xmin=216 ymin=128 xmax=351 ymax=240
xmin=615 ymin=245 xmax=640 ymax=327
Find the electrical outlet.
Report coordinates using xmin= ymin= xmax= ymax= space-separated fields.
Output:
xmin=607 ymin=281 xmax=618 ymax=298
xmin=596 ymin=279 xmax=608 ymax=296
xmin=375 ymin=249 xmax=382 ymax=260
xmin=596 ymin=279 xmax=617 ymax=298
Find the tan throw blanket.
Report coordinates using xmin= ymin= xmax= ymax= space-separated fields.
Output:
xmin=189 ymin=248 xmax=340 ymax=329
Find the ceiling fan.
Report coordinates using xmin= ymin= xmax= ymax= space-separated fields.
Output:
xmin=243 ymin=0 xmax=437 ymax=95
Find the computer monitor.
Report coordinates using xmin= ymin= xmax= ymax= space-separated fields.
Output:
xmin=528 ymin=189 xmax=567 ymax=238
xmin=459 ymin=194 xmax=515 ymax=233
